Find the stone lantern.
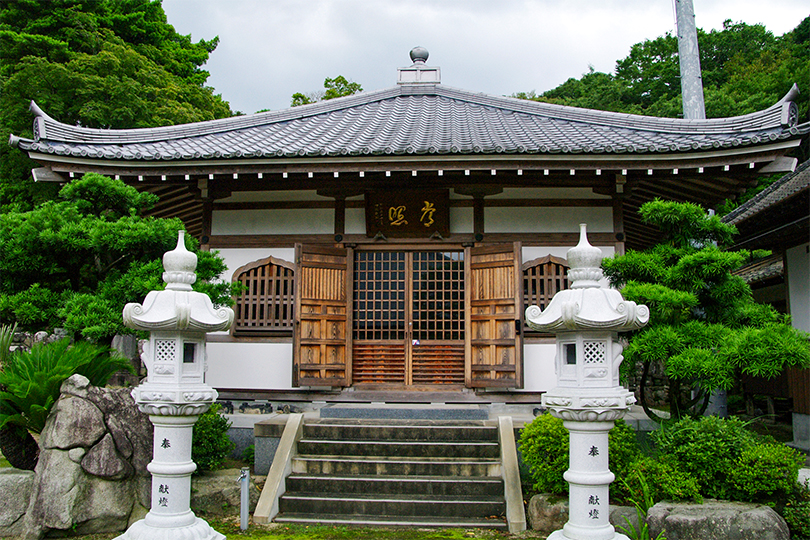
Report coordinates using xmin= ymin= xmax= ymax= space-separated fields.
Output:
xmin=116 ymin=231 xmax=234 ymax=540
xmin=526 ymin=224 xmax=649 ymax=540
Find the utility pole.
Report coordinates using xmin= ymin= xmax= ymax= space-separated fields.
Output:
xmin=675 ymin=0 xmax=706 ymax=119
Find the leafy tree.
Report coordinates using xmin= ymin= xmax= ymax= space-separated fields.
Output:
xmin=0 ymin=0 xmax=233 ymax=209
xmin=602 ymin=200 xmax=810 ymax=422
xmin=291 ymin=75 xmax=363 ymax=107
xmin=0 ymin=173 xmax=236 ymax=343
xmin=515 ymin=17 xmax=809 ymax=130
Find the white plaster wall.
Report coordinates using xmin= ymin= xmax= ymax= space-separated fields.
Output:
xmin=485 ymin=207 xmax=613 ymax=233
xmin=787 ymin=243 xmax=810 ymax=332
xmin=523 ymin=343 xmax=557 ymax=392
xmin=450 ymin=207 xmax=474 ymax=234
xmin=345 ymin=208 xmax=366 ymax=235
xmin=212 ymin=209 xmax=334 ymax=235
xmin=206 ymin=342 xmax=293 ymax=390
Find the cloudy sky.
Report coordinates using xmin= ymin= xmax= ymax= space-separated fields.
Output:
xmin=161 ymin=0 xmax=808 ymax=115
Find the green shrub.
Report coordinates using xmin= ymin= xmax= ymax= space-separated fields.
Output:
xmin=652 ymin=416 xmax=756 ymax=499
xmin=519 ymin=413 xmax=569 ymax=495
xmin=519 ymin=414 xmax=640 ymax=496
xmin=617 ymin=471 xmax=668 ymax=540
xmin=729 ymin=443 xmax=804 ymax=502
xmin=192 ymin=403 xmax=235 ymax=473
xmin=622 ymin=455 xmax=701 ymax=503
xmin=241 ymin=444 xmax=255 ymax=465
xmin=610 ymin=419 xmax=641 ymax=479
xmin=783 ymin=499 xmax=810 ymax=540
xmin=0 ymin=338 xmax=133 ymax=435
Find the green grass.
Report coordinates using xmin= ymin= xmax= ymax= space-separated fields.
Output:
xmin=62 ymin=520 xmax=542 ymax=540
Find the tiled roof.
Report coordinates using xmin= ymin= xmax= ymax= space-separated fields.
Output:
xmin=10 ymin=84 xmax=809 ymax=162
xmin=734 ymin=255 xmax=784 ymax=284
xmin=724 ymin=159 xmax=810 ymax=225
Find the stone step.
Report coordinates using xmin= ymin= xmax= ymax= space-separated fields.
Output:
xmin=273 ymin=512 xmax=508 ymax=530
xmin=285 ymin=474 xmax=504 ymax=497
xmin=319 ymin=406 xmax=489 ymax=420
xmin=297 ymin=438 xmax=500 ymax=458
xmin=292 ymin=455 xmax=502 ymax=477
xmin=302 ymin=420 xmax=499 ymax=442
xmin=278 ymin=492 xmax=505 ymax=518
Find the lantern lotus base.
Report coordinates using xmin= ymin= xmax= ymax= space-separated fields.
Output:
xmin=115 ymin=513 xmax=224 ymax=540
xmin=548 ymin=528 xmax=630 ymax=540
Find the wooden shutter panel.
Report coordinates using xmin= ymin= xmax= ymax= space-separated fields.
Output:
xmin=466 ymin=243 xmax=523 ymax=388
xmin=294 ymin=244 xmax=350 ymax=387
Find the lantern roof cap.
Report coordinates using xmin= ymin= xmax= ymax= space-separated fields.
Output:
xmin=122 ymin=231 xmax=233 ymax=332
xmin=525 ymin=224 xmax=649 ymax=333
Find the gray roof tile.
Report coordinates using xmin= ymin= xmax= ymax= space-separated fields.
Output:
xmin=724 ymin=159 xmax=810 ymax=224
xmin=10 ymin=84 xmax=809 ymax=161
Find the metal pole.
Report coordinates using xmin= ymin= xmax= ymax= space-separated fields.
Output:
xmin=674 ymin=0 xmax=706 ymax=119
xmin=239 ymin=467 xmax=250 ymax=531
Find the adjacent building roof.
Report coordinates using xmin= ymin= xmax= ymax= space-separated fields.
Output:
xmin=9 ymin=84 xmax=809 ymax=163
xmin=724 ymin=159 xmax=810 ymax=252
xmin=725 ymin=158 xmax=810 ymax=225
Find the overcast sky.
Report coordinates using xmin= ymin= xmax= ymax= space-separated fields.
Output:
xmin=161 ymin=0 xmax=808 ymax=115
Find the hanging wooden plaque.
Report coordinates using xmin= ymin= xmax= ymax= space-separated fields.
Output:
xmin=365 ymin=189 xmax=450 ymax=238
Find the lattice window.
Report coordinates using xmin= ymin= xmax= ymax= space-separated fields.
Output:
xmin=523 ymin=255 xmax=569 ymax=334
xmin=353 ymin=251 xmax=406 ymax=341
xmin=232 ymin=256 xmax=295 ymax=336
xmin=155 ymin=339 xmax=176 ymax=363
xmin=412 ymin=251 xmax=465 ymax=341
xmin=583 ymin=341 xmax=606 ymax=364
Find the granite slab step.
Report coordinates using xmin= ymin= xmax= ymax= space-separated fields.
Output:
xmin=292 ymin=455 xmax=501 ymax=477
xmin=297 ymin=438 xmax=500 ymax=458
xmin=273 ymin=512 xmax=508 ymax=530
xmin=278 ymin=492 xmax=505 ymax=518
xmin=285 ymin=474 xmax=504 ymax=496
xmin=302 ymin=420 xmax=498 ymax=442
xmin=319 ymin=406 xmax=489 ymax=420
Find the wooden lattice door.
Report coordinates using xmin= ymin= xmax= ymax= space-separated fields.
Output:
xmin=294 ymin=245 xmax=350 ymax=387
xmin=466 ymin=243 xmax=523 ymax=388
xmin=352 ymin=250 xmax=465 ymax=387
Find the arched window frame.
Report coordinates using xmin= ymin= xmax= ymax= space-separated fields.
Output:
xmin=231 ymin=256 xmax=295 ymax=337
xmin=522 ymin=254 xmax=570 ymax=335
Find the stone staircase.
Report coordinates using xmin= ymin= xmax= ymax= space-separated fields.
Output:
xmin=271 ymin=418 xmax=511 ymax=529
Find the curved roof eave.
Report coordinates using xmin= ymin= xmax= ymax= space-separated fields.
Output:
xmin=8 ymin=84 xmax=806 ymax=164
xmin=16 ymin=83 xmax=803 ymax=144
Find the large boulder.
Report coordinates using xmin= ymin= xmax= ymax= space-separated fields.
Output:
xmin=0 ymin=468 xmax=34 ymax=538
xmin=647 ymin=500 xmax=790 ymax=540
xmin=22 ymin=375 xmax=152 ymax=540
xmin=191 ymin=469 xmax=261 ymax=516
xmin=526 ymin=494 xmax=638 ymax=536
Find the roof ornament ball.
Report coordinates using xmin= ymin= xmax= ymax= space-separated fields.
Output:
xmin=399 ymin=46 xmax=440 ymax=85
xmin=410 ymin=46 xmax=429 ymax=64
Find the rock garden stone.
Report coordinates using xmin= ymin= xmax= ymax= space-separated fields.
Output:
xmin=21 ymin=374 xmax=152 ymax=540
xmin=526 ymin=494 xmax=638 ymax=536
xmin=0 ymin=468 xmax=34 ymax=538
xmin=191 ymin=468 xmax=261 ymax=516
xmin=647 ymin=500 xmax=790 ymax=540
